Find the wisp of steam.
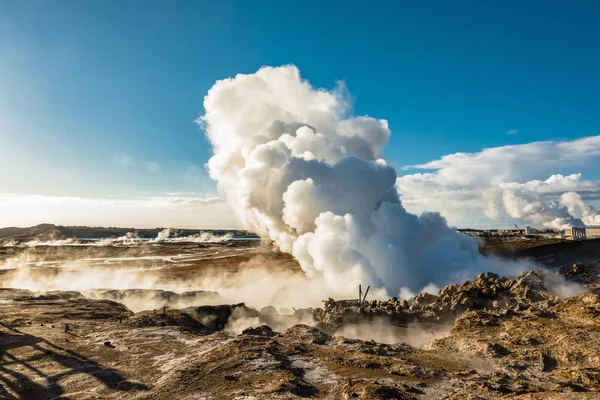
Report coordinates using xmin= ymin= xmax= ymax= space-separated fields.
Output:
xmin=200 ymin=65 xmax=510 ymax=297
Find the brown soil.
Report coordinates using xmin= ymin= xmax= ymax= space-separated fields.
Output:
xmin=1 ymin=238 xmax=600 ymax=398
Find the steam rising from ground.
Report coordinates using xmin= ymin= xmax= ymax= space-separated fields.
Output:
xmin=149 ymin=228 xmax=233 ymax=243
xmin=0 ymin=65 xmax=592 ymax=347
xmin=560 ymin=191 xmax=600 ymax=227
xmin=0 ymin=240 xmax=585 ymax=346
xmin=0 ymin=233 xmax=144 ymax=247
xmin=0 ymin=66 xmax=575 ymax=304
xmin=1 ymin=229 xmax=234 ymax=247
xmin=499 ymin=178 xmax=600 ymax=230
xmin=201 ymin=65 xmax=517 ymax=296
xmin=0 ymin=245 xmax=375 ymax=311
xmin=334 ymin=323 xmax=452 ymax=348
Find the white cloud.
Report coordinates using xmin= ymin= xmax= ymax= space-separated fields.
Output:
xmin=0 ymin=194 xmax=235 ymax=229
xmin=397 ymin=136 xmax=600 ymax=228
xmin=506 ymin=129 xmax=519 ymax=135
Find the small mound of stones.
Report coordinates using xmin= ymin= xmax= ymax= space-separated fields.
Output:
xmin=314 ymin=270 xmax=565 ymax=329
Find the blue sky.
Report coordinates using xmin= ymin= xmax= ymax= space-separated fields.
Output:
xmin=1 ymin=1 xmax=599 ymax=228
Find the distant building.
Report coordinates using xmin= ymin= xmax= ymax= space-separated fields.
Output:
xmin=524 ymin=226 xmax=531 ymax=235
xmin=564 ymin=226 xmax=600 ymax=239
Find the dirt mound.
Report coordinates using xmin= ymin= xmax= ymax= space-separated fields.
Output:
xmin=425 ymin=284 xmax=600 ymax=397
xmin=1 ymin=291 xmax=133 ymax=325
xmin=283 ymin=324 xmax=332 ymax=345
xmin=329 ymin=379 xmax=419 ymax=399
xmin=127 ymin=309 xmax=211 ymax=333
xmin=241 ymin=325 xmax=277 ymax=336
xmin=183 ymin=303 xmax=259 ymax=331
xmin=26 ymin=290 xmax=85 ymax=300
xmin=552 ymin=291 xmax=600 ymax=325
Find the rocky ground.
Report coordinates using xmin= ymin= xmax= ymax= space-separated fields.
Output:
xmin=1 ymin=260 xmax=600 ymax=399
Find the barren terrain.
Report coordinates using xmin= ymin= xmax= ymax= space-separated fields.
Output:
xmin=1 ymin=237 xmax=600 ymax=399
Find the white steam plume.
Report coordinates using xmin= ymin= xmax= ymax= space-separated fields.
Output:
xmin=150 ymin=228 xmax=175 ymax=242
xmin=397 ymin=138 xmax=600 ymax=230
xmin=560 ymin=191 xmax=600 ymax=226
xmin=501 ymin=189 xmax=584 ymax=230
xmin=149 ymin=228 xmax=233 ymax=243
xmin=96 ymin=231 xmax=143 ymax=246
xmin=200 ymin=65 xmax=498 ymax=296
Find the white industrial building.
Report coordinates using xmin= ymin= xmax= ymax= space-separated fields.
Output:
xmin=564 ymin=226 xmax=600 ymax=240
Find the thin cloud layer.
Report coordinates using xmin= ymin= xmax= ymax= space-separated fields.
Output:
xmin=397 ymin=136 xmax=600 ymax=228
xmin=0 ymin=194 xmax=234 ymax=228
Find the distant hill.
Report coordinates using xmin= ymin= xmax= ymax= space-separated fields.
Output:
xmin=0 ymin=224 xmax=258 ymax=241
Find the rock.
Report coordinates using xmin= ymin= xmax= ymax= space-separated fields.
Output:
xmin=441 ymin=284 xmax=459 ymax=297
xmin=184 ymin=303 xmax=259 ymax=331
xmin=486 ymin=272 xmax=500 ymax=281
xmin=415 ymin=293 xmax=437 ymax=306
xmin=460 ymin=297 xmax=474 ymax=308
xmin=283 ymin=324 xmax=331 ymax=345
xmin=329 ymin=379 xmax=417 ymax=400
xmin=486 ymin=343 xmax=510 ymax=357
xmin=540 ymin=353 xmax=558 ymax=372
xmin=409 ymin=304 xmax=422 ymax=312
xmin=241 ymin=325 xmax=277 ymax=337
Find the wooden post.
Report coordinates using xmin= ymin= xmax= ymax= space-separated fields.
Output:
xmin=362 ymin=285 xmax=370 ymax=304
xmin=163 ymin=306 xmax=166 ymax=315
xmin=359 ymin=285 xmax=362 ymax=306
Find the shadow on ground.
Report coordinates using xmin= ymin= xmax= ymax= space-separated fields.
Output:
xmin=0 ymin=321 xmax=148 ymax=399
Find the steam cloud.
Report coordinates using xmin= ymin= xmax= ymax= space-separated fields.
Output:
xmin=2 ymin=229 xmax=234 ymax=247
xmin=560 ymin=191 xmax=600 ymax=227
xmin=397 ymin=138 xmax=600 ymax=230
xmin=149 ymin=228 xmax=233 ymax=243
xmin=200 ymin=65 xmax=500 ymax=296
xmin=499 ymin=176 xmax=600 ymax=229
